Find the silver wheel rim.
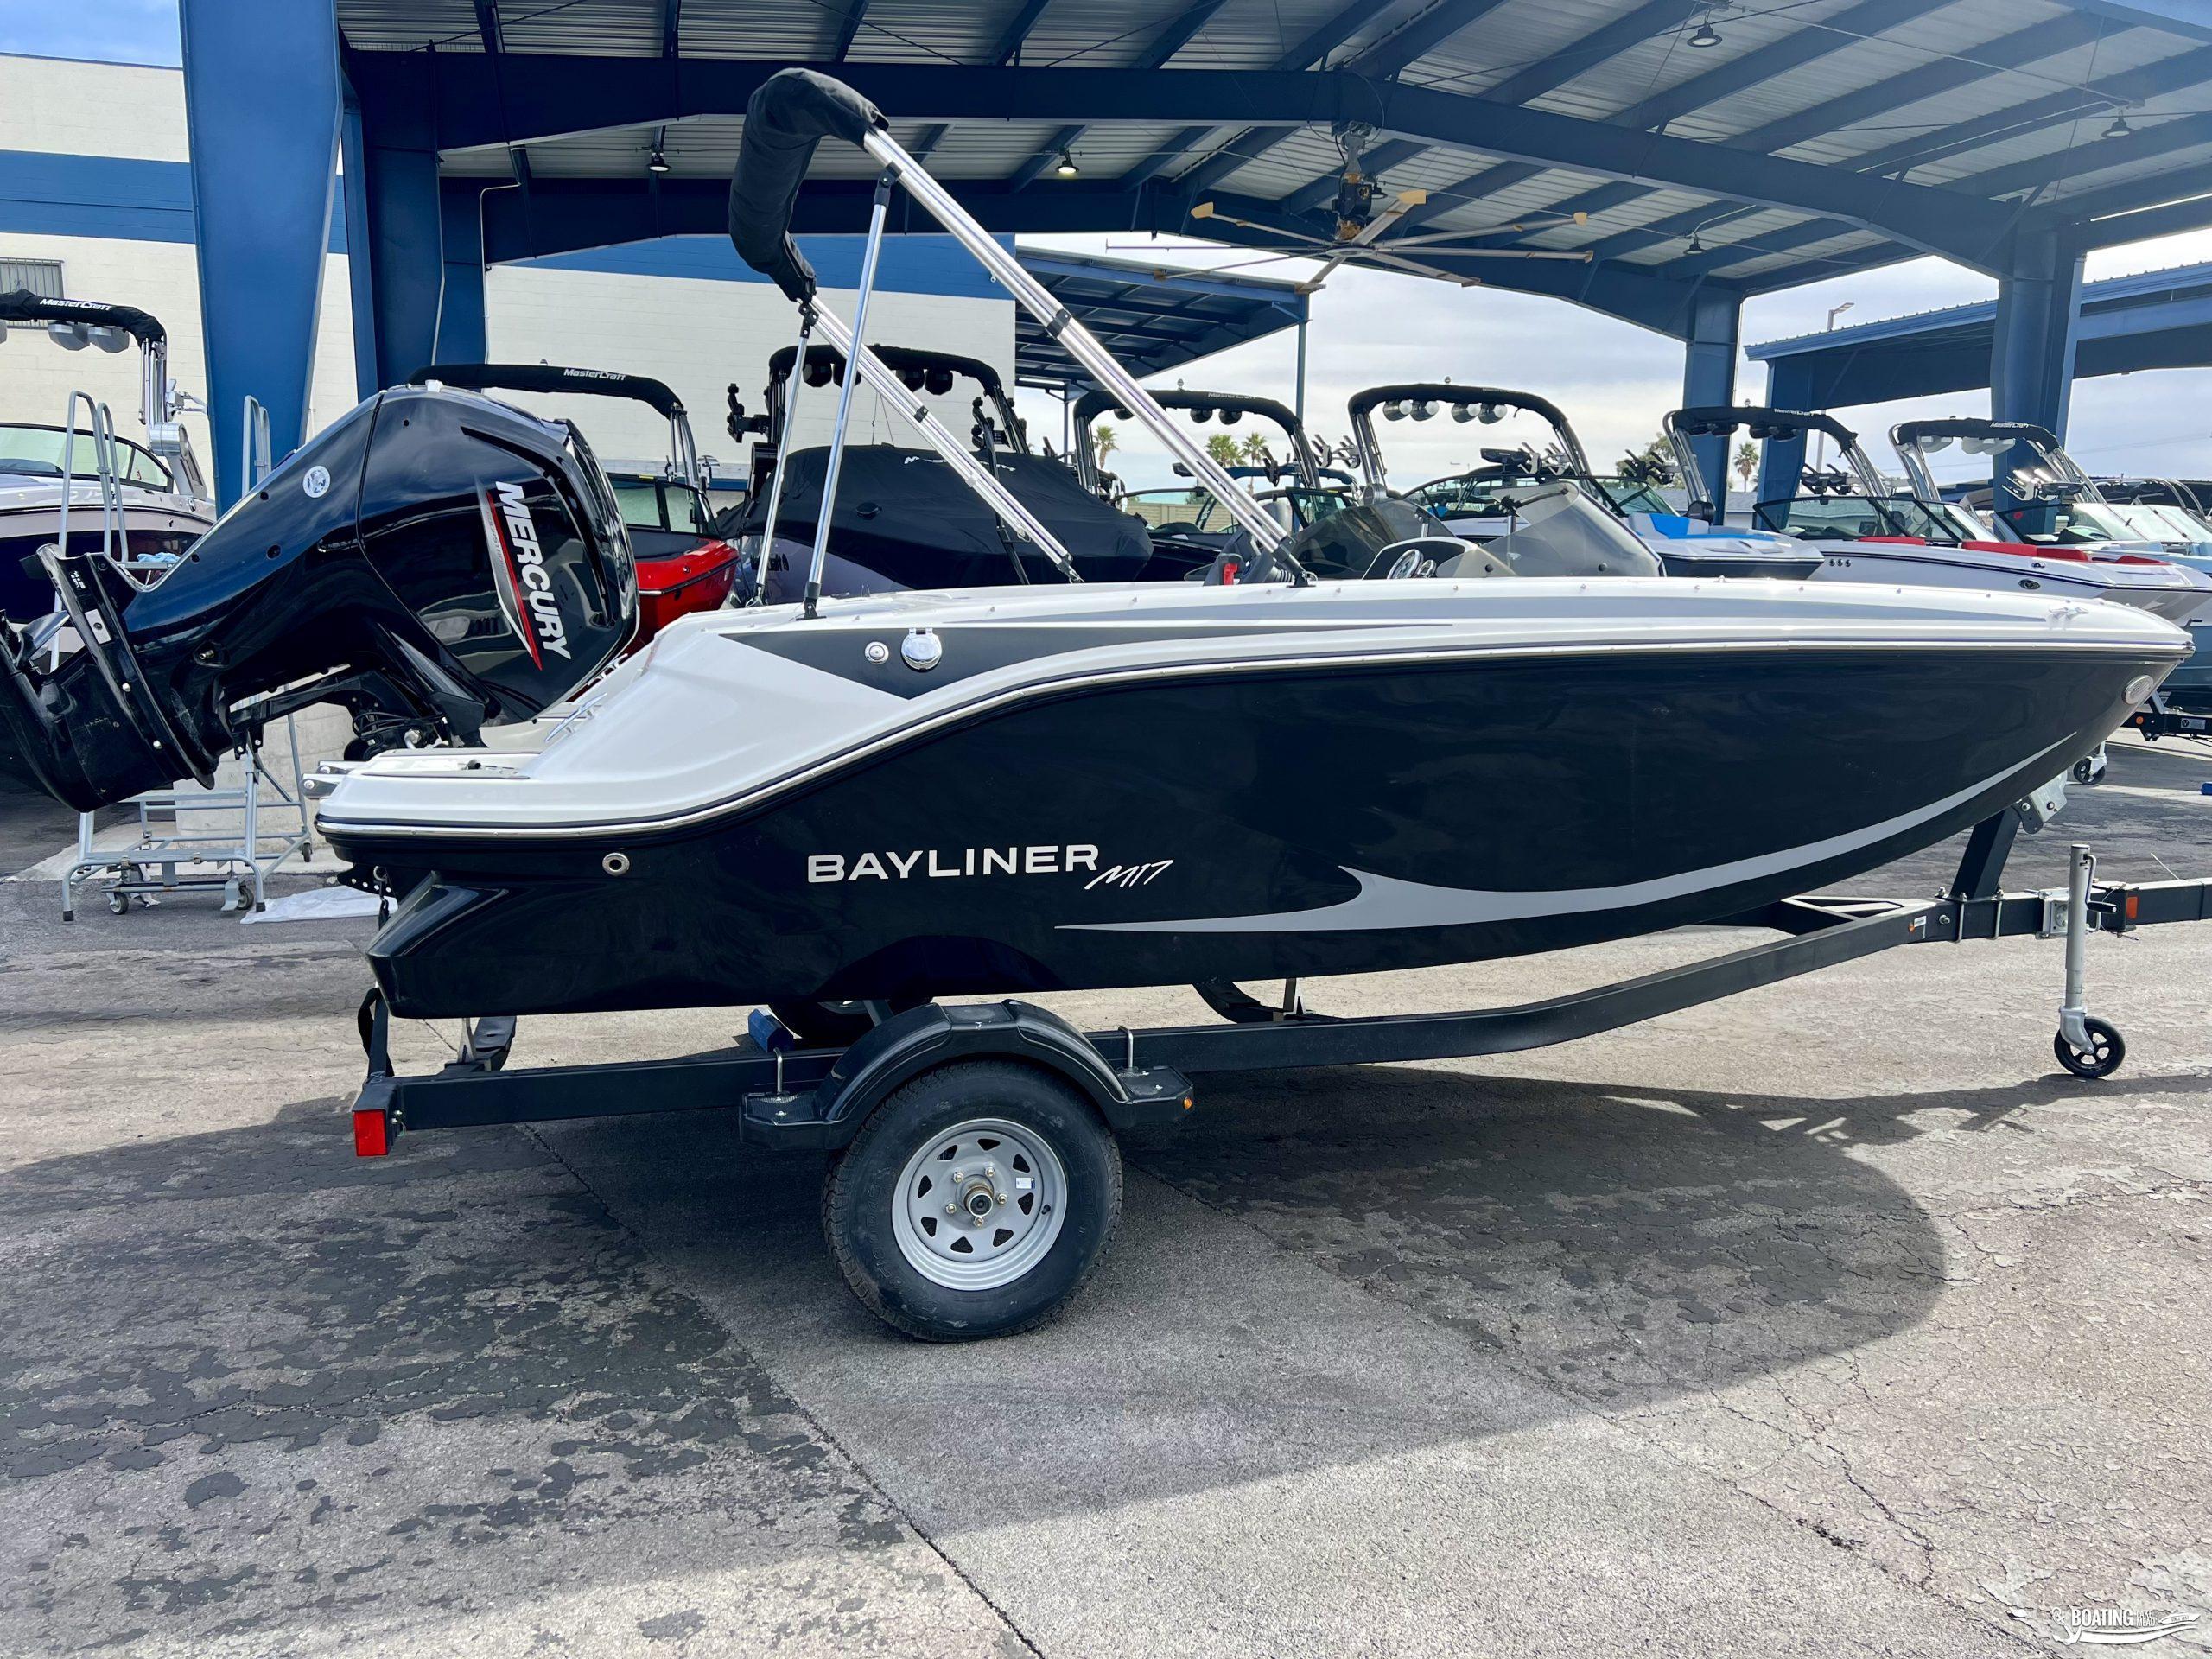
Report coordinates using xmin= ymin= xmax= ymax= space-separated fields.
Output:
xmin=890 ymin=1116 xmax=1067 ymax=1291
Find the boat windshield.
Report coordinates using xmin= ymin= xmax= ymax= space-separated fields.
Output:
xmin=1595 ymin=476 xmax=1671 ymax=514
xmin=1121 ymin=484 xmax=1350 ymax=537
xmin=2114 ymin=501 xmax=2212 ymax=545
xmin=609 ymin=475 xmax=713 ymax=536
xmin=2000 ymin=498 xmax=2190 ymax=547
xmin=0 ymin=423 xmax=174 ymax=490
xmin=1411 ymin=467 xmax=1566 ymax=518
xmin=1755 ymin=493 xmax=1958 ymax=541
xmin=1483 ymin=482 xmax=1662 ymax=577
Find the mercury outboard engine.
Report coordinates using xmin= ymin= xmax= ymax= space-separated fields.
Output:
xmin=1 ymin=384 xmax=637 ymax=810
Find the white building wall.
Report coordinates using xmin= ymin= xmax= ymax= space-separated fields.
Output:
xmin=0 ymin=232 xmax=359 ymax=475
xmin=0 ymin=55 xmax=188 ymax=162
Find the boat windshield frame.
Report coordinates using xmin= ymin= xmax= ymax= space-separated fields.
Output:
xmin=0 ymin=420 xmax=176 ymax=492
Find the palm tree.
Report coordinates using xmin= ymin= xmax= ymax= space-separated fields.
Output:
xmin=1239 ymin=432 xmax=1272 ymax=467
xmin=1093 ymin=423 xmax=1118 ymax=463
xmin=1205 ymin=432 xmax=1243 ymax=467
xmin=1733 ymin=440 xmax=1758 ymax=490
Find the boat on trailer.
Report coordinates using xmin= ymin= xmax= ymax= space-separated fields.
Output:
xmin=12 ymin=68 xmax=2209 ymax=1341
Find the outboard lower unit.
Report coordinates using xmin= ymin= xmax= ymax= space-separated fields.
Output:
xmin=1 ymin=385 xmax=637 ymax=810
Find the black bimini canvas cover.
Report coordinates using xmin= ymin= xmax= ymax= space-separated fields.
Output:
xmin=0 ymin=289 xmax=165 ymax=346
xmin=742 ymin=446 xmax=1154 ymax=586
xmin=409 ymin=363 xmax=687 ymax=417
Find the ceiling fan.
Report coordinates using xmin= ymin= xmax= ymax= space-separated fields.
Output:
xmin=1166 ymin=123 xmax=1596 ymax=293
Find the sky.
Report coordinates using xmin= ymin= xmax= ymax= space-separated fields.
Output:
xmin=0 ymin=0 xmax=179 ymax=67
xmin=9 ymin=0 xmax=2208 ymax=493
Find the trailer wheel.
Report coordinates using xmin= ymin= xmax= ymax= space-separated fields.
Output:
xmin=823 ymin=1061 xmax=1122 ymax=1341
xmin=770 ymin=999 xmax=899 ymax=1047
xmin=2055 ymin=1017 xmax=2126 ymax=1079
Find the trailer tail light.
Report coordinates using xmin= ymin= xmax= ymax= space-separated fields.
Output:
xmin=353 ymin=1109 xmax=391 ymax=1157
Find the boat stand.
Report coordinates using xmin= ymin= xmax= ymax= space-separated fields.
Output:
xmin=348 ymin=807 xmax=2212 ymax=1160
xmin=62 ymin=717 xmax=315 ymax=920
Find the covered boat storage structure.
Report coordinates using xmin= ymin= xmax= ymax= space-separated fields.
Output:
xmin=168 ymin=0 xmax=2212 ymax=511
xmin=1745 ymin=259 xmax=2212 ymax=497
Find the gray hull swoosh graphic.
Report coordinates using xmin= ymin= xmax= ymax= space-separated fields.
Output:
xmin=1065 ymin=741 xmax=2069 ymax=937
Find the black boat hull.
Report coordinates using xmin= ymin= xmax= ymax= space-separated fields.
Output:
xmin=345 ymin=642 xmax=2162 ymax=1019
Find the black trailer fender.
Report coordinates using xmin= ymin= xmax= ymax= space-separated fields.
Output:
xmin=747 ymin=1000 xmax=1192 ymax=1151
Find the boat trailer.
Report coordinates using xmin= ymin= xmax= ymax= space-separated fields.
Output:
xmin=345 ymin=810 xmax=2212 ymax=1338
xmin=353 ymin=813 xmax=2212 ymax=1160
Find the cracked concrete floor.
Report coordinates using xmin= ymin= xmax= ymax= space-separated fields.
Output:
xmin=2 ymin=732 xmax=2209 ymax=1656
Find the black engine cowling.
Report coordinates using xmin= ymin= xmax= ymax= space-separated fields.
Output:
xmin=0 ymin=385 xmax=637 ymax=810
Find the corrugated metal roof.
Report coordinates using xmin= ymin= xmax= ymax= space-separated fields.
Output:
xmin=337 ymin=0 xmax=2212 ymax=298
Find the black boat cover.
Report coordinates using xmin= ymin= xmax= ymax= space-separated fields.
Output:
xmin=738 ymin=445 xmax=1154 ymax=585
xmin=731 ymin=69 xmax=887 ymax=303
xmin=0 ymin=289 xmax=165 ymax=346
xmin=408 ymin=363 xmax=687 ymax=417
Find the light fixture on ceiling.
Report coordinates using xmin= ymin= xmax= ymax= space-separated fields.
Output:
xmin=646 ymin=144 xmax=671 ymax=175
xmin=1688 ymin=15 xmax=1721 ymax=47
xmin=2103 ymin=108 xmax=2134 ymax=141
xmin=1055 ymin=148 xmax=1080 ymax=178
xmin=1687 ymin=230 xmax=1706 ymax=254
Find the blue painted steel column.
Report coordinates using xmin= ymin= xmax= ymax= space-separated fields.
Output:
xmin=340 ymin=81 xmax=380 ymax=402
xmin=179 ymin=0 xmax=341 ymax=506
xmin=1992 ymin=226 xmax=2084 ymax=440
xmin=1680 ymin=286 xmax=1739 ymax=518
xmin=1756 ymin=359 xmax=1813 ymax=519
xmin=436 ymin=184 xmax=488 ymax=365
xmin=353 ymin=66 xmax=447 ymax=390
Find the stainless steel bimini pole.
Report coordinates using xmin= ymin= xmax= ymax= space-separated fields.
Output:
xmin=852 ymin=126 xmax=1298 ymax=571
xmin=803 ymin=168 xmax=894 ymax=620
xmin=808 ymin=304 xmax=1078 ymax=578
xmin=745 ymin=302 xmax=817 ymax=605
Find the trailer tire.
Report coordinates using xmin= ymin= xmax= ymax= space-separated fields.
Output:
xmin=823 ymin=1061 xmax=1122 ymax=1341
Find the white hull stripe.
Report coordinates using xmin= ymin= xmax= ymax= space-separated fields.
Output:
xmin=1065 ymin=740 xmax=2069 ymax=937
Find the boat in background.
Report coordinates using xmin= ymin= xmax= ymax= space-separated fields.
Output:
xmin=725 ymin=343 xmax=1154 ymax=597
xmin=1668 ymin=405 xmax=2212 ymax=624
xmin=0 ymin=290 xmax=213 ymax=626
xmin=1069 ymin=385 xmax=1414 ymax=579
xmin=1370 ymin=385 xmax=1821 ymax=580
xmin=1898 ymin=423 xmax=2212 ymax=715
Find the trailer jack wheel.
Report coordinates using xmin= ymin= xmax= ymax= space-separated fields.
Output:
xmin=822 ymin=1060 xmax=1122 ymax=1341
xmin=2055 ymin=1017 xmax=2125 ymax=1080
